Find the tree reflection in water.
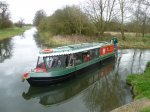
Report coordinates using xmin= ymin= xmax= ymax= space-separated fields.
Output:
xmin=33 ymin=32 xmax=49 ymax=48
xmin=83 ymin=59 xmax=126 ymax=112
xmin=0 ymin=38 xmax=13 ymax=63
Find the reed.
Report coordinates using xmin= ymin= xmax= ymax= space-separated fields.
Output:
xmin=39 ymin=31 xmax=150 ymax=48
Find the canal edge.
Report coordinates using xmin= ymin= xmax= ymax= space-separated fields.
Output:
xmin=111 ymin=98 xmax=150 ymax=112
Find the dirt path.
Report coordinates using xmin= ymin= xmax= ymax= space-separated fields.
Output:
xmin=111 ymin=98 xmax=150 ymax=112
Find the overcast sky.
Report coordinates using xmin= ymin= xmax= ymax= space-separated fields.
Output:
xmin=5 ymin=0 xmax=85 ymax=24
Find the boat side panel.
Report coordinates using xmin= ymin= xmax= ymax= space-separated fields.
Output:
xmin=100 ymin=45 xmax=114 ymax=56
xmin=75 ymin=57 xmax=101 ymax=71
xmin=29 ymin=67 xmax=76 ymax=78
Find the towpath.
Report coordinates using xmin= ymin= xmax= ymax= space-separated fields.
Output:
xmin=111 ymin=98 xmax=150 ymax=112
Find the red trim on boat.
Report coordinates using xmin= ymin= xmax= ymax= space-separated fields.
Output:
xmin=34 ymin=67 xmax=47 ymax=72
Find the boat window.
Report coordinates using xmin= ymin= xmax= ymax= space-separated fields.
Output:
xmin=36 ymin=57 xmax=46 ymax=69
xmin=90 ymin=48 xmax=99 ymax=58
xmin=82 ymin=51 xmax=91 ymax=62
xmin=44 ymin=55 xmax=66 ymax=70
xmin=65 ymin=54 xmax=75 ymax=67
xmin=74 ymin=53 xmax=82 ymax=65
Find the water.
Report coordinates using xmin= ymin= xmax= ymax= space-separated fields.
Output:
xmin=0 ymin=28 xmax=150 ymax=112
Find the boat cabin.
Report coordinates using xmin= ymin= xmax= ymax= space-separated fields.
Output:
xmin=36 ymin=42 xmax=114 ymax=72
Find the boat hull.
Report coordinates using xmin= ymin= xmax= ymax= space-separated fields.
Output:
xmin=27 ymin=72 xmax=75 ymax=86
xmin=27 ymin=54 xmax=115 ymax=86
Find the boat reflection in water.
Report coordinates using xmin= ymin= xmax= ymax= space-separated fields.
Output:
xmin=23 ymin=58 xmax=120 ymax=109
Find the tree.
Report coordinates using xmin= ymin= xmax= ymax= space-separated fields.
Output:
xmin=118 ymin=0 xmax=127 ymax=40
xmin=131 ymin=0 xmax=142 ymax=37
xmin=84 ymin=0 xmax=116 ymax=35
xmin=15 ymin=18 xmax=24 ymax=27
xmin=0 ymin=1 xmax=12 ymax=28
xmin=33 ymin=9 xmax=46 ymax=26
xmin=38 ymin=6 xmax=95 ymax=35
xmin=141 ymin=0 xmax=150 ymax=37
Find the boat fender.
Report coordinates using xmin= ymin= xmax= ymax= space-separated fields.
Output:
xmin=22 ymin=72 xmax=29 ymax=81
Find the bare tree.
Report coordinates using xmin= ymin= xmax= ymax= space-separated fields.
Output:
xmin=131 ymin=0 xmax=142 ymax=37
xmin=118 ymin=0 xmax=127 ymax=40
xmin=0 ymin=1 xmax=12 ymax=28
xmin=131 ymin=0 xmax=150 ymax=37
xmin=0 ymin=1 xmax=8 ymax=19
xmin=15 ymin=18 xmax=24 ymax=27
xmin=141 ymin=1 xmax=150 ymax=37
xmin=84 ymin=0 xmax=116 ymax=35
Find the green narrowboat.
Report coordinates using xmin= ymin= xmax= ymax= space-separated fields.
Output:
xmin=22 ymin=59 xmax=115 ymax=105
xmin=23 ymin=41 xmax=116 ymax=86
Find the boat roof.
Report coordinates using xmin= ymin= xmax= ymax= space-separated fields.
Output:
xmin=38 ymin=42 xmax=112 ymax=57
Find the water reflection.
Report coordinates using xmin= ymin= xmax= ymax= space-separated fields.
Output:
xmin=22 ymin=57 xmax=130 ymax=111
xmin=33 ymin=32 xmax=44 ymax=49
xmin=0 ymin=38 xmax=13 ymax=63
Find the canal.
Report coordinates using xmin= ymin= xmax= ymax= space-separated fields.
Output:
xmin=0 ymin=28 xmax=150 ymax=112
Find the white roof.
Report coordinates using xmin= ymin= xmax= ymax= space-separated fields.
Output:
xmin=38 ymin=42 xmax=112 ymax=57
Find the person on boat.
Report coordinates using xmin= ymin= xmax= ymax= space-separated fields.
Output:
xmin=57 ymin=59 xmax=62 ymax=67
xmin=83 ymin=53 xmax=91 ymax=62
xmin=113 ymin=37 xmax=118 ymax=50
xmin=45 ymin=57 xmax=53 ymax=68
xmin=69 ymin=54 xmax=74 ymax=66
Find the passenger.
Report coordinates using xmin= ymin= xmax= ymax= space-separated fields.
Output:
xmin=57 ymin=59 xmax=61 ymax=67
xmin=84 ymin=54 xmax=91 ymax=61
xmin=86 ymin=54 xmax=91 ymax=61
xmin=38 ymin=63 xmax=45 ymax=69
xmin=69 ymin=54 xmax=74 ymax=66
xmin=47 ymin=57 xmax=53 ymax=68
xmin=51 ymin=56 xmax=59 ymax=67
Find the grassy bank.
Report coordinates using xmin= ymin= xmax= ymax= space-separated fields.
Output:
xmin=0 ymin=26 xmax=30 ymax=40
xmin=141 ymin=107 xmax=150 ymax=112
xmin=39 ymin=31 xmax=150 ymax=48
xmin=126 ymin=62 xmax=150 ymax=112
xmin=127 ymin=62 xmax=150 ymax=100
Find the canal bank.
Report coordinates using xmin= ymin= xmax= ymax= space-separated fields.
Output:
xmin=111 ymin=98 xmax=150 ymax=112
xmin=0 ymin=26 xmax=30 ymax=40
xmin=111 ymin=62 xmax=150 ymax=112
xmin=38 ymin=31 xmax=150 ymax=49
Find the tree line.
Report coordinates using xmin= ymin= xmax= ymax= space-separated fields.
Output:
xmin=34 ymin=0 xmax=150 ymax=40
xmin=0 ymin=1 xmax=26 ymax=29
xmin=0 ymin=1 xmax=12 ymax=28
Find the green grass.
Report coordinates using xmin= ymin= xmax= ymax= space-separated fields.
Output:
xmin=140 ymin=107 xmax=150 ymax=112
xmin=0 ymin=26 xmax=31 ymax=40
xmin=127 ymin=62 xmax=150 ymax=99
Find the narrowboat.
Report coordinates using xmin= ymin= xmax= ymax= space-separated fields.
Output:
xmin=23 ymin=41 xmax=117 ymax=86
xmin=22 ymin=59 xmax=115 ymax=106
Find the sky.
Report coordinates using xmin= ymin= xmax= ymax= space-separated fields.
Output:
xmin=4 ymin=0 xmax=85 ymax=24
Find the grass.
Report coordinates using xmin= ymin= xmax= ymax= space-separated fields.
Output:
xmin=39 ymin=31 xmax=150 ymax=48
xmin=0 ymin=26 xmax=31 ymax=40
xmin=127 ymin=62 xmax=150 ymax=112
xmin=140 ymin=107 xmax=150 ymax=112
xmin=127 ymin=62 xmax=150 ymax=100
